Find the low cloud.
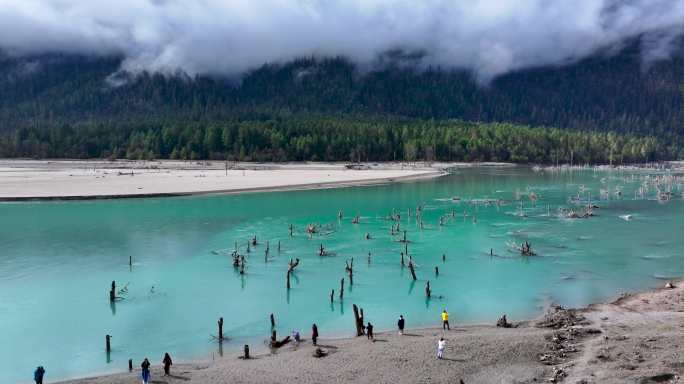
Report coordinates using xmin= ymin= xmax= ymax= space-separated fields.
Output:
xmin=0 ymin=0 xmax=682 ymax=81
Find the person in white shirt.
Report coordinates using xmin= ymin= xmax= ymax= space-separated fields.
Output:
xmin=437 ymin=337 xmax=446 ymax=359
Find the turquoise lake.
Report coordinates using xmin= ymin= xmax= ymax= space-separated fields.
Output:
xmin=1 ymin=166 xmax=683 ymax=383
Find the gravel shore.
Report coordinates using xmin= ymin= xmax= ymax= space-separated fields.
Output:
xmin=58 ymin=280 xmax=683 ymax=384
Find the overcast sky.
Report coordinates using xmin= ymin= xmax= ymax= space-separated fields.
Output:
xmin=1 ymin=0 xmax=683 ymax=81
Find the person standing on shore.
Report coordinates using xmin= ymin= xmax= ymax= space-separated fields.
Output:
xmin=397 ymin=315 xmax=405 ymax=335
xmin=34 ymin=366 xmax=45 ymax=384
xmin=162 ymin=353 xmax=172 ymax=375
xmin=437 ymin=337 xmax=446 ymax=359
xmin=441 ymin=309 xmax=450 ymax=330
xmin=366 ymin=322 xmax=374 ymax=340
xmin=141 ymin=358 xmax=151 ymax=384
xmin=312 ymin=324 xmax=319 ymax=346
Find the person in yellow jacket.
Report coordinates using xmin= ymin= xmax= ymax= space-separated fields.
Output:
xmin=441 ymin=309 xmax=450 ymax=330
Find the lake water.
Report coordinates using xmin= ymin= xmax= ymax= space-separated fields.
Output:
xmin=1 ymin=166 xmax=683 ymax=383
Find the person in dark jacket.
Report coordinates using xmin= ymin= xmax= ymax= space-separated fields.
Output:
xmin=366 ymin=322 xmax=374 ymax=340
xmin=162 ymin=353 xmax=172 ymax=375
xmin=398 ymin=315 xmax=405 ymax=335
xmin=311 ymin=324 xmax=319 ymax=346
xmin=34 ymin=366 xmax=45 ymax=384
xmin=141 ymin=358 xmax=151 ymax=384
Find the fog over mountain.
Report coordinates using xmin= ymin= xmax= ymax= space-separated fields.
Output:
xmin=1 ymin=0 xmax=683 ymax=81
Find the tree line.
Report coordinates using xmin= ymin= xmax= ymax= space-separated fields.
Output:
xmin=0 ymin=113 xmax=676 ymax=164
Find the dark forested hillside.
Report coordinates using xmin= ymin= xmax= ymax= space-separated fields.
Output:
xmin=0 ymin=40 xmax=682 ymax=162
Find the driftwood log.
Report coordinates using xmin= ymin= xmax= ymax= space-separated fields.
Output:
xmin=270 ymin=335 xmax=291 ymax=348
xmin=496 ymin=314 xmax=513 ymax=328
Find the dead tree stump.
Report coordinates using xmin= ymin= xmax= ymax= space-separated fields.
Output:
xmin=408 ymin=261 xmax=417 ymax=280
xmin=345 ymin=258 xmax=354 ymax=285
xmin=286 ymin=270 xmax=291 ymax=289
xmin=288 ymin=258 xmax=300 ymax=272
xmin=352 ymin=304 xmax=365 ymax=336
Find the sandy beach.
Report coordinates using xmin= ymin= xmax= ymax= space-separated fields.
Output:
xmin=57 ymin=281 xmax=683 ymax=384
xmin=0 ymin=160 xmax=470 ymax=200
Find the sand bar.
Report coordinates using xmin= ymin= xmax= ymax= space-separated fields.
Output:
xmin=0 ymin=160 xmax=485 ymax=200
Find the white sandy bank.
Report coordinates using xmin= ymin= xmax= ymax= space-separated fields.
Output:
xmin=0 ymin=160 xmax=472 ymax=200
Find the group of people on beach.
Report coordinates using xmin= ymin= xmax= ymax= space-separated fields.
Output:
xmin=33 ymin=354 xmax=172 ymax=384
xmin=392 ymin=310 xmax=449 ymax=359
xmin=291 ymin=323 xmax=319 ymax=346
xmin=33 ymin=366 xmax=45 ymax=384
xmin=34 ymin=309 xmax=454 ymax=383
xmin=138 ymin=353 xmax=173 ymax=384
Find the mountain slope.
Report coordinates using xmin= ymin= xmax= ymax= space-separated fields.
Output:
xmin=0 ymin=40 xmax=682 ymax=162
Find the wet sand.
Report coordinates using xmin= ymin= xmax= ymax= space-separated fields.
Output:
xmin=59 ymin=280 xmax=683 ymax=384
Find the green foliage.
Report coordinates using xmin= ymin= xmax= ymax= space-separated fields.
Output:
xmin=0 ymin=113 xmax=673 ymax=164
